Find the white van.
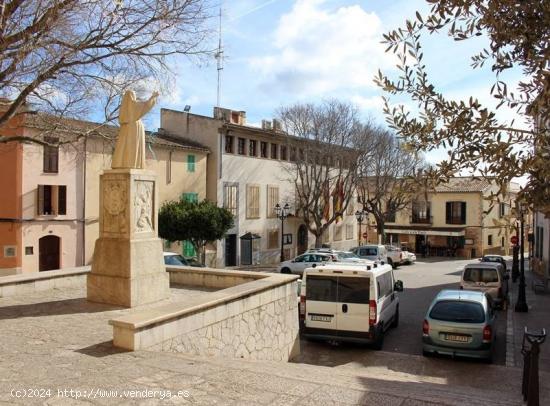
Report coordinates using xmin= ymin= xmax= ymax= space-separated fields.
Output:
xmin=299 ymin=262 xmax=403 ymax=349
xmin=351 ymin=245 xmax=388 ymax=264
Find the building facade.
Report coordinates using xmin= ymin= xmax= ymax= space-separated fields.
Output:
xmin=364 ymin=177 xmax=519 ymax=258
xmin=161 ymin=107 xmax=358 ymax=267
xmin=0 ymin=114 xmax=208 ymax=275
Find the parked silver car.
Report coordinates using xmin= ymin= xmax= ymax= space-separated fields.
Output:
xmin=422 ymin=289 xmax=496 ymax=362
xmin=460 ymin=262 xmax=509 ymax=309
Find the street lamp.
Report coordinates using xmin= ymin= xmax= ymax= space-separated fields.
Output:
xmin=355 ymin=210 xmax=365 ymax=245
xmin=275 ymin=203 xmax=290 ymax=262
xmin=515 ymin=201 xmax=528 ymax=313
xmin=512 ymin=221 xmax=519 ymax=282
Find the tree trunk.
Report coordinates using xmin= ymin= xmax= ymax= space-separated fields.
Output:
xmin=376 ymin=220 xmax=385 ymax=244
xmin=315 ymin=234 xmax=322 ymax=248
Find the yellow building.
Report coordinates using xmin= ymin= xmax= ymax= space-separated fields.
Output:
xmin=365 ymin=177 xmax=519 ymax=258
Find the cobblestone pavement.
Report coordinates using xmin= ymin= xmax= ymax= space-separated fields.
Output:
xmin=1 ymin=285 xmax=548 ymax=405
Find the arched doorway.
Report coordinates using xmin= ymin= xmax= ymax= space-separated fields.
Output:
xmin=297 ymin=225 xmax=308 ymax=255
xmin=39 ymin=235 xmax=60 ymax=271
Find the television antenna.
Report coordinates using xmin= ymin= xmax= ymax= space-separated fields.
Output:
xmin=214 ymin=7 xmax=224 ymax=108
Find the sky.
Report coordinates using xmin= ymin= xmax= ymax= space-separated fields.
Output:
xmin=149 ymin=0 xmax=527 ymax=166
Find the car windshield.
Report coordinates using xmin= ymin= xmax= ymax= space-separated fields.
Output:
xmin=463 ymin=268 xmax=499 ymax=283
xmin=339 ymin=252 xmax=358 ymax=259
xmin=164 ymin=255 xmax=187 ymax=266
xmin=429 ymin=300 xmax=485 ymax=323
xmin=482 ymin=257 xmax=501 ymax=263
xmin=361 ymin=248 xmax=378 ymax=256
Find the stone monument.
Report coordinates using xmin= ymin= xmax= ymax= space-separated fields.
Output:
xmin=87 ymin=90 xmax=170 ymax=307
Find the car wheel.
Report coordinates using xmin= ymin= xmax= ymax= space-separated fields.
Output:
xmin=281 ymin=267 xmax=291 ymax=274
xmin=391 ymin=306 xmax=399 ymax=328
xmin=372 ymin=325 xmax=385 ymax=350
xmin=422 ymin=350 xmax=431 ymax=357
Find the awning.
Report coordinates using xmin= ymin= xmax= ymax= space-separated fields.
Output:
xmin=385 ymin=228 xmax=465 ymax=237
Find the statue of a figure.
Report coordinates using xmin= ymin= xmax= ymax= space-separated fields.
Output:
xmin=112 ymin=90 xmax=159 ymax=169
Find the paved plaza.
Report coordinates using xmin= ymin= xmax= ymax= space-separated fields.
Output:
xmin=0 ymin=258 xmax=549 ymax=405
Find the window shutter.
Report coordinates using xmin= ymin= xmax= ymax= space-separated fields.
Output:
xmin=445 ymin=202 xmax=451 ymax=223
xmin=187 ymin=155 xmax=196 ymax=172
xmin=460 ymin=202 xmax=466 ymax=224
xmin=37 ymin=185 xmax=44 ymax=215
xmin=58 ymin=186 xmax=67 ymax=215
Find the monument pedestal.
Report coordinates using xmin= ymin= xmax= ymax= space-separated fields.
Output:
xmin=87 ymin=169 xmax=169 ymax=307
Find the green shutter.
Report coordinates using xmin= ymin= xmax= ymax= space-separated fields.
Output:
xmin=182 ymin=192 xmax=198 ymax=203
xmin=187 ymin=154 xmax=195 ymax=172
xmin=183 ymin=240 xmax=195 ymax=257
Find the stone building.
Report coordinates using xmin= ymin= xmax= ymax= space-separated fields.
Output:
xmin=363 ymin=177 xmax=520 ymax=258
xmin=161 ymin=107 xmax=358 ymax=267
xmin=0 ymin=113 xmax=208 ymax=275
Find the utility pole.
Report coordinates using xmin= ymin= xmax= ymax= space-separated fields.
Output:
xmin=215 ymin=8 xmax=224 ymax=108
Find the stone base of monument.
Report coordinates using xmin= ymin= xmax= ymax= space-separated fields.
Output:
xmin=87 ymin=169 xmax=169 ymax=308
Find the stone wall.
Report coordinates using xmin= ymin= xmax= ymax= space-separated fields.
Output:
xmin=149 ymin=283 xmax=299 ymax=361
xmin=111 ymin=270 xmax=300 ymax=362
xmin=0 ymin=267 xmax=89 ymax=298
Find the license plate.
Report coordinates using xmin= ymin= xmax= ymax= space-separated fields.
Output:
xmin=310 ymin=314 xmax=332 ymax=322
xmin=445 ymin=334 xmax=469 ymax=342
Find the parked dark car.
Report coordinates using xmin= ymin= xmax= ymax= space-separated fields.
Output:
xmin=163 ymin=252 xmax=205 ymax=267
xmin=480 ymin=255 xmax=508 ymax=274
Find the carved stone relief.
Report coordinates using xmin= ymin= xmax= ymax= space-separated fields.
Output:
xmin=103 ymin=180 xmax=128 ymax=235
xmin=134 ymin=180 xmax=154 ymax=233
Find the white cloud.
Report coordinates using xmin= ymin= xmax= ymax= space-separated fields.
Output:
xmin=249 ymin=0 xmax=395 ymax=97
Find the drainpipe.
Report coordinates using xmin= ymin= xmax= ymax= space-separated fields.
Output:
xmin=82 ymin=137 xmax=87 ymax=266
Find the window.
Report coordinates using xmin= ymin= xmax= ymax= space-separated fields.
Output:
xmin=37 ymin=185 xmax=66 ymax=215
xmin=3 ymin=246 xmax=16 ymax=258
xmin=182 ymin=192 xmax=198 ymax=203
xmin=338 ymin=277 xmax=370 ymax=304
xmin=249 ymin=140 xmax=257 ymax=157
xmin=345 ymin=224 xmax=354 ymax=240
xmin=412 ymin=201 xmax=431 ymax=223
xmin=499 ymin=202 xmax=507 ymax=217
xmin=487 ymin=234 xmax=493 ymax=246
xmin=167 ymin=151 xmax=172 ymax=184
xmin=334 ymin=225 xmax=342 ymax=241
xmin=445 ymin=201 xmax=466 ymax=224
xmin=25 ymin=246 xmax=34 ymax=255
xmin=429 ymin=300 xmax=485 ymax=323
xmin=376 ymin=272 xmax=393 ymax=298
xmin=270 ymin=143 xmax=278 ymax=159
xmin=280 ymin=145 xmax=288 ymax=161
xmin=187 ymin=154 xmax=196 ymax=172
xmin=268 ymin=229 xmax=279 ymax=249
xmin=223 ymin=184 xmax=238 ymax=217
xmin=501 ymin=237 xmax=505 ymax=246
xmin=346 ymin=200 xmax=354 ymax=216
xmin=238 ymin=138 xmax=246 ymax=155
xmin=385 ymin=202 xmax=397 ymax=222
xmin=225 ymin=135 xmax=234 ymax=153
xmin=260 ymin=141 xmax=268 ymax=158
xmin=306 ymin=276 xmax=337 ymax=302
xmin=289 ymin=147 xmax=297 ymax=162
xmin=43 ymin=136 xmax=59 ymax=173
xmin=266 ymin=185 xmax=279 ymax=217
xmin=246 ymin=184 xmax=260 ymax=219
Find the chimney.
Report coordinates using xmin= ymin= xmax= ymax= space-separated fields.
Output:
xmin=261 ymin=119 xmax=272 ymax=130
xmin=272 ymin=119 xmax=282 ymax=132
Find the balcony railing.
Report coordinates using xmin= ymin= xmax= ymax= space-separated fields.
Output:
xmin=410 ymin=215 xmax=433 ymax=224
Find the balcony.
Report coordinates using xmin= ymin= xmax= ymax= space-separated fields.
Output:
xmin=410 ymin=215 xmax=433 ymax=225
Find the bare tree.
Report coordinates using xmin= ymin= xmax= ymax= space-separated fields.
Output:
xmin=0 ymin=0 xmax=212 ymax=146
xmin=278 ymin=100 xmax=364 ymax=248
xmin=357 ymin=128 xmax=425 ymax=243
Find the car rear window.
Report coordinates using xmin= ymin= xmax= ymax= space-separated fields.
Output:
xmin=360 ymin=248 xmax=378 ymax=256
xmin=306 ymin=276 xmax=337 ymax=302
xmin=164 ymin=255 xmax=186 ymax=266
xmin=338 ymin=277 xmax=370 ymax=304
xmin=306 ymin=276 xmax=369 ymax=304
xmin=429 ymin=300 xmax=485 ymax=323
xmin=463 ymin=268 xmax=499 ymax=283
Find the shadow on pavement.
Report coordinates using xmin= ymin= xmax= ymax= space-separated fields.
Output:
xmin=0 ymin=298 xmax=121 ymax=320
xmin=76 ymin=340 xmax=130 ymax=358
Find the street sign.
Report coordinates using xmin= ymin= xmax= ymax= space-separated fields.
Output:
xmin=362 ymin=232 xmax=368 ymax=239
xmin=511 ymin=236 xmax=518 ymax=245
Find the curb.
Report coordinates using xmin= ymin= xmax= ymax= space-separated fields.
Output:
xmin=506 ymin=306 xmax=515 ymax=367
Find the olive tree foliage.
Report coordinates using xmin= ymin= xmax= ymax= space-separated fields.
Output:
xmin=158 ymin=199 xmax=234 ymax=265
xmin=278 ymin=100 xmax=365 ymax=248
xmin=0 ymin=0 xmax=212 ymax=146
xmin=375 ymin=0 xmax=550 ymax=214
xmin=356 ymin=128 xmax=426 ymax=241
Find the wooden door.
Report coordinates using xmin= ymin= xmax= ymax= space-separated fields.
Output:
xmin=39 ymin=235 xmax=60 ymax=271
